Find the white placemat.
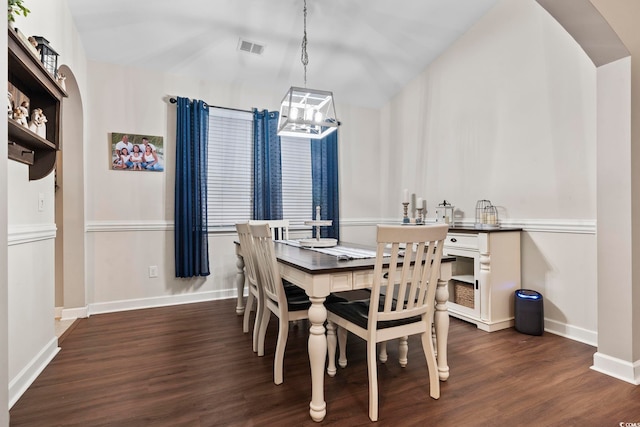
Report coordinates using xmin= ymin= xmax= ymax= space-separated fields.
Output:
xmin=277 ymin=240 xmax=380 ymax=259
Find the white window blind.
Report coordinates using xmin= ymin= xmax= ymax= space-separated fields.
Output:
xmin=206 ymin=108 xmax=313 ymax=229
xmin=280 ymin=137 xmax=312 ymax=227
xmin=207 ymin=108 xmax=253 ymax=228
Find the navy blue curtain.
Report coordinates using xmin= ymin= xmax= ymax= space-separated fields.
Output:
xmin=311 ymin=132 xmax=340 ymax=240
xmin=174 ymin=97 xmax=210 ymax=278
xmin=253 ymin=109 xmax=283 ymax=220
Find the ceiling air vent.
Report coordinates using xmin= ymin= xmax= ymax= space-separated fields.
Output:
xmin=238 ymin=38 xmax=265 ymax=55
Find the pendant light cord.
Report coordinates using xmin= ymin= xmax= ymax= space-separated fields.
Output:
xmin=301 ymin=0 xmax=309 ymax=87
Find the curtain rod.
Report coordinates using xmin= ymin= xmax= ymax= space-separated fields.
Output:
xmin=169 ymin=97 xmax=253 ymax=114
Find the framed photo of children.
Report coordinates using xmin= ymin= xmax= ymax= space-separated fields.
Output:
xmin=110 ymin=132 xmax=164 ymax=172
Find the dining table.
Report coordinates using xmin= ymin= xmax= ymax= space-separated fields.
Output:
xmin=234 ymin=240 xmax=453 ymax=422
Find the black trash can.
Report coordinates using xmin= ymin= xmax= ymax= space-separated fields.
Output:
xmin=514 ymin=289 xmax=544 ymax=335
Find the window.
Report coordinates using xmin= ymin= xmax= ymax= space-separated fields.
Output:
xmin=206 ymin=107 xmax=312 ymax=229
xmin=280 ymin=137 xmax=312 ymax=226
xmin=207 ymin=108 xmax=253 ymax=227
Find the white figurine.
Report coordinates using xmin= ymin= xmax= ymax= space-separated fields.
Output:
xmin=18 ymin=100 xmax=29 ymax=119
xmin=13 ymin=107 xmax=28 ymax=127
xmin=56 ymin=72 xmax=66 ymax=91
xmin=7 ymin=92 xmax=13 ymax=118
xmin=36 ymin=111 xmax=48 ymax=138
xmin=27 ymin=36 xmax=41 ymax=57
xmin=28 ymin=108 xmax=47 ymax=138
xmin=28 ymin=108 xmax=40 ymax=132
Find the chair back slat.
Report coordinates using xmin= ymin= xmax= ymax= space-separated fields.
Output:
xmin=236 ymin=222 xmax=259 ymax=290
xmin=249 ymin=223 xmax=286 ymax=308
xmin=370 ymin=225 xmax=448 ymax=325
xmin=249 ymin=219 xmax=290 ymax=241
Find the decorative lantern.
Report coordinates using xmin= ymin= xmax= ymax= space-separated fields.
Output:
xmin=435 ymin=200 xmax=454 ymax=225
xmin=475 ymin=199 xmax=500 ymax=229
xmin=475 ymin=199 xmax=492 ymax=228
xmin=483 ymin=204 xmax=499 ymax=226
xmin=32 ymin=36 xmax=59 ymax=76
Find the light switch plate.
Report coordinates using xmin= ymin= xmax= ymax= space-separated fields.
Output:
xmin=149 ymin=265 xmax=158 ymax=278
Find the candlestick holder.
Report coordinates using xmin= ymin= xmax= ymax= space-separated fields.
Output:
xmin=402 ymin=202 xmax=410 ymax=223
xmin=416 ymin=207 xmax=424 ymax=224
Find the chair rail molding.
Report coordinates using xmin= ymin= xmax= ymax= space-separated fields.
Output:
xmin=84 ymin=218 xmax=596 ymax=235
xmin=8 ymin=223 xmax=57 ymax=245
xmin=86 ymin=220 xmax=174 ymax=233
xmin=344 ymin=218 xmax=596 ymax=235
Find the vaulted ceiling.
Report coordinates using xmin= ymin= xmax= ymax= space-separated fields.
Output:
xmin=67 ymin=0 xmax=499 ymax=108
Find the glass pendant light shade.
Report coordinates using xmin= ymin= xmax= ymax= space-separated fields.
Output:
xmin=278 ymin=86 xmax=338 ymax=139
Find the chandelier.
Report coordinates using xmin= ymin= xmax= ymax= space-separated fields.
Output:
xmin=277 ymin=0 xmax=339 ymax=139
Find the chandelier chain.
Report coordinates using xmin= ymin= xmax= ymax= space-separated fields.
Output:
xmin=301 ymin=0 xmax=309 ymax=87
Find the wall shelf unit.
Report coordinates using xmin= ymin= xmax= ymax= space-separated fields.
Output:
xmin=7 ymin=28 xmax=67 ymax=180
xmin=444 ymin=227 xmax=522 ymax=332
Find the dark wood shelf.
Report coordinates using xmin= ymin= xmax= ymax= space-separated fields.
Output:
xmin=7 ymin=27 xmax=67 ymax=180
xmin=8 ymin=119 xmax=56 ymax=151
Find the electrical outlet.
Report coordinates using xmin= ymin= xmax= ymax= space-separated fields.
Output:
xmin=38 ymin=193 xmax=44 ymax=212
xmin=148 ymin=265 xmax=158 ymax=278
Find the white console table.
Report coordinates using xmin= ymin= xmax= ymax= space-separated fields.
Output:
xmin=444 ymin=227 xmax=522 ymax=332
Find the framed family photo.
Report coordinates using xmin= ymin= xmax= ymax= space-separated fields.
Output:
xmin=110 ymin=132 xmax=164 ymax=172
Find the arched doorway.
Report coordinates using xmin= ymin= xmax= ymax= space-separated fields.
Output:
xmin=54 ymin=64 xmax=86 ymax=333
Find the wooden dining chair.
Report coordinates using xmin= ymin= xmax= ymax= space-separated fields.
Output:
xmin=249 ymin=219 xmax=290 ymax=241
xmin=236 ymin=222 xmax=264 ymax=354
xmin=238 ymin=220 xmax=292 ymax=350
xmin=249 ymin=222 xmax=312 ymax=385
xmin=325 ymin=224 xmax=448 ymax=422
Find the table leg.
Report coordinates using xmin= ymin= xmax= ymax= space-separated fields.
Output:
xmin=326 ymin=321 xmax=337 ymax=377
xmin=435 ymin=264 xmax=451 ymax=381
xmin=234 ymin=250 xmax=246 ymax=315
xmin=308 ymin=296 xmax=327 ymax=422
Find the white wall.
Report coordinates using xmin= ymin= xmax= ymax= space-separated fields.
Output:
xmin=83 ymin=61 xmax=381 ymax=314
xmin=6 ymin=132 xmax=58 ymax=408
xmin=589 ymin=0 xmax=640 ymax=383
xmin=1 ymin=20 xmax=9 ymax=427
xmin=6 ymin=0 xmax=88 ymax=408
xmin=594 ymin=56 xmax=635 ymax=380
xmin=380 ymin=0 xmax=598 ymax=343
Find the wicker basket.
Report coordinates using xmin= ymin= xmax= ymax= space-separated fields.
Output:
xmin=453 ymin=281 xmax=474 ymax=309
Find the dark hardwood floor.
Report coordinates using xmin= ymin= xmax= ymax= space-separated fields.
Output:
xmin=9 ymin=299 xmax=640 ymax=426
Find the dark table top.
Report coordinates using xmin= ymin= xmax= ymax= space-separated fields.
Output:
xmin=273 ymin=241 xmax=454 ymax=275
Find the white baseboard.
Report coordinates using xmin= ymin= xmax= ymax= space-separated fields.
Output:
xmin=9 ymin=337 xmax=60 ymax=409
xmin=543 ymin=318 xmax=597 ymax=347
xmin=61 ymin=306 xmax=88 ymax=321
xmin=591 ymin=352 xmax=640 ymax=385
xmin=544 ymin=316 xmax=640 ymax=386
xmin=88 ymin=290 xmax=233 ymax=316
